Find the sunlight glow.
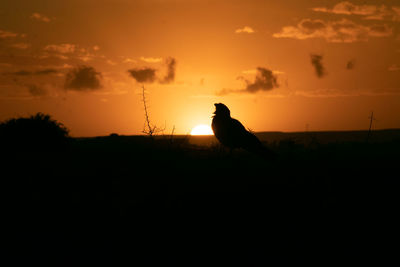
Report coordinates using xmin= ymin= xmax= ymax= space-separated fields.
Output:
xmin=190 ymin=124 xmax=213 ymax=135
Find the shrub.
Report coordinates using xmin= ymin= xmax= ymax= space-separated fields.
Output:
xmin=0 ymin=113 xmax=70 ymax=157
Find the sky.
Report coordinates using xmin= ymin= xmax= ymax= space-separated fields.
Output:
xmin=0 ymin=0 xmax=399 ymax=136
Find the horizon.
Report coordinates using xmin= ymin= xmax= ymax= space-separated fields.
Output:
xmin=72 ymin=127 xmax=400 ymax=139
xmin=1 ymin=0 xmax=400 ymax=136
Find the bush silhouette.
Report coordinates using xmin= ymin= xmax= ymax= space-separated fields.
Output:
xmin=0 ymin=113 xmax=70 ymax=158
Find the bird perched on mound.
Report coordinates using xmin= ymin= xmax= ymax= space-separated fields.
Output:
xmin=211 ymin=103 xmax=274 ymax=158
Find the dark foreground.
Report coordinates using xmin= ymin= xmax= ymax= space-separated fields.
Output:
xmin=5 ymin=131 xmax=400 ymax=266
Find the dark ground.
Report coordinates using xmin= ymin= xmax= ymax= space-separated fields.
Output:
xmin=4 ymin=130 xmax=400 ymax=266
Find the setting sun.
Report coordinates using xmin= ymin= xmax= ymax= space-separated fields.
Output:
xmin=190 ymin=124 xmax=213 ymax=135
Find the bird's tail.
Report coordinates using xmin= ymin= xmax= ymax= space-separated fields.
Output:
xmin=242 ymin=132 xmax=276 ymax=160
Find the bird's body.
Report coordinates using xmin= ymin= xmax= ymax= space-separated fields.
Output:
xmin=211 ymin=103 xmax=272 ymax=157
xmin=212 ymin=114 xmax=260 ymax=150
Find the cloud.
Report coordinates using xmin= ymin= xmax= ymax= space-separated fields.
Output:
xmin=235 ymin=26 xmax=255 ymax=34
xmin=346 ymin=60 xmax=355 ymax=70
xmin=10 ymin=43 xmax=30 ymax=49
xmin=161 ymin=57 xmax=176 ymax=84
xmin=127 ymin=57 xmax=177 ymax=84
xmin=273 ymin=18 xmax=392 ymax=43
xmin=106 ymin=60 xmax=117 ymax=65
xmin=242 ymin=69 xmax=257 ymax=74
xmin=244 ymin=67 xmax=279 ymax=92
xmin=127 ymin=68 xmax=157 ymax=83
xmin=388 ymin=64 xmax=400 ymax=71
xmin=30 ymin=13 xmax=52 ymax=23
xmin=44 ymin=44 xmax=76 ymax=54
xmin=312 ymin=1 xmax=378 ymax=16
xmin=140 ymin=57 xmax=162 ymax=63
xmin=0 ymin=29 xmax=19 ymax=39
xmin=368 ymin=24 xmax=393 ymax=37
xmin=64 ymin=65 xmax=102 ymax=91
xmin=218 ymin=67 xmax=279 ymax=95
xmin=27 ymin=84 xmax=47 ymax=96
xmin=3 ymin=68 xmax=59 ymax=76
xmin=78 ymin=54 xmax=95 ymax=62
xmin=312 ymin=1 xmax=400 ymax=21
xmin=393 ymin=7 xmax=400 ymax=18
xmin=40 ymin=44 xmax=104 ymax=63
xmin=310 ymin=54 xmax=326 ymax=78
xmin=122 ymin=57 xmax=136 ymax=63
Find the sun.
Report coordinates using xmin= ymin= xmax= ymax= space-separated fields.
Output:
xmin=190 ymin=124 xmax=213 ymax=135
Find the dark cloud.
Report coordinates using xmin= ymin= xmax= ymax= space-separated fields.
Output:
xmin=36 ymin=69 xmax=58 ymax=75
xmin=346 ymin=59 xmax=355 ymax=70
xmin=3 ymin=68 xmax=58 ymax=76
xmin=8 ymin=70 xmax=30 ymax=76
xmin=161 ymin=57 xmax=176 ymax=84
xmin=369 ymin=24 xmax=392 ymax=36
xmin=218 ymin=67 xmax=279 ymax=95
xmin=244 ymin=67 xmax=279 ymax=93
xmin=128 ymin=67 xmax=157 ymax=83
xmin=310 ymin=54 xmax=327 ymax=78
xmin=27 ymin=84 xmax=47 ymax=96
xmin=300 ymin=19 xmax=326 ymax=32
xmin=64 ymin=65 xmax=102 ymax=91
xmin=127 ymin=57 xmax=177 ymax=84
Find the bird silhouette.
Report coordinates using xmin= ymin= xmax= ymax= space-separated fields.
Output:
xmin=211 ymin=103 xmax=274 ymax=158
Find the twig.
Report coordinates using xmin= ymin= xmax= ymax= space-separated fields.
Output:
xmin=170 ymin=125 xmax=175 ymax=144
xmin=141 ymin=85 xmax=164 ymax=138
xmin=366 ymin=111 xmax=376 ymax=143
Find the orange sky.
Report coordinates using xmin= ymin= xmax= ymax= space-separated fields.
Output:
xmin=1 ymin=0 xmax=399 ymax=136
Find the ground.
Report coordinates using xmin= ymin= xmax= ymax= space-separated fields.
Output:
xmin=5 ymin=131 xmax=400 ymax=266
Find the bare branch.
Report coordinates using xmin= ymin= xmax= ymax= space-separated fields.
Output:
xmin=141 ymin=85 xmax=164 ymax=138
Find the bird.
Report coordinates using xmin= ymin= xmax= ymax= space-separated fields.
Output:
xmin=211 ymin=103 xmax=274 ymax=158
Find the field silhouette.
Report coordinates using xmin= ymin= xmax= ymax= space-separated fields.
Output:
xmin=3 ymin=113 xmax=399 ymax=266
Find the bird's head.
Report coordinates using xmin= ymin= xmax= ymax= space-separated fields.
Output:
xmin=213 ymin=103 xmax=231 ymax=117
